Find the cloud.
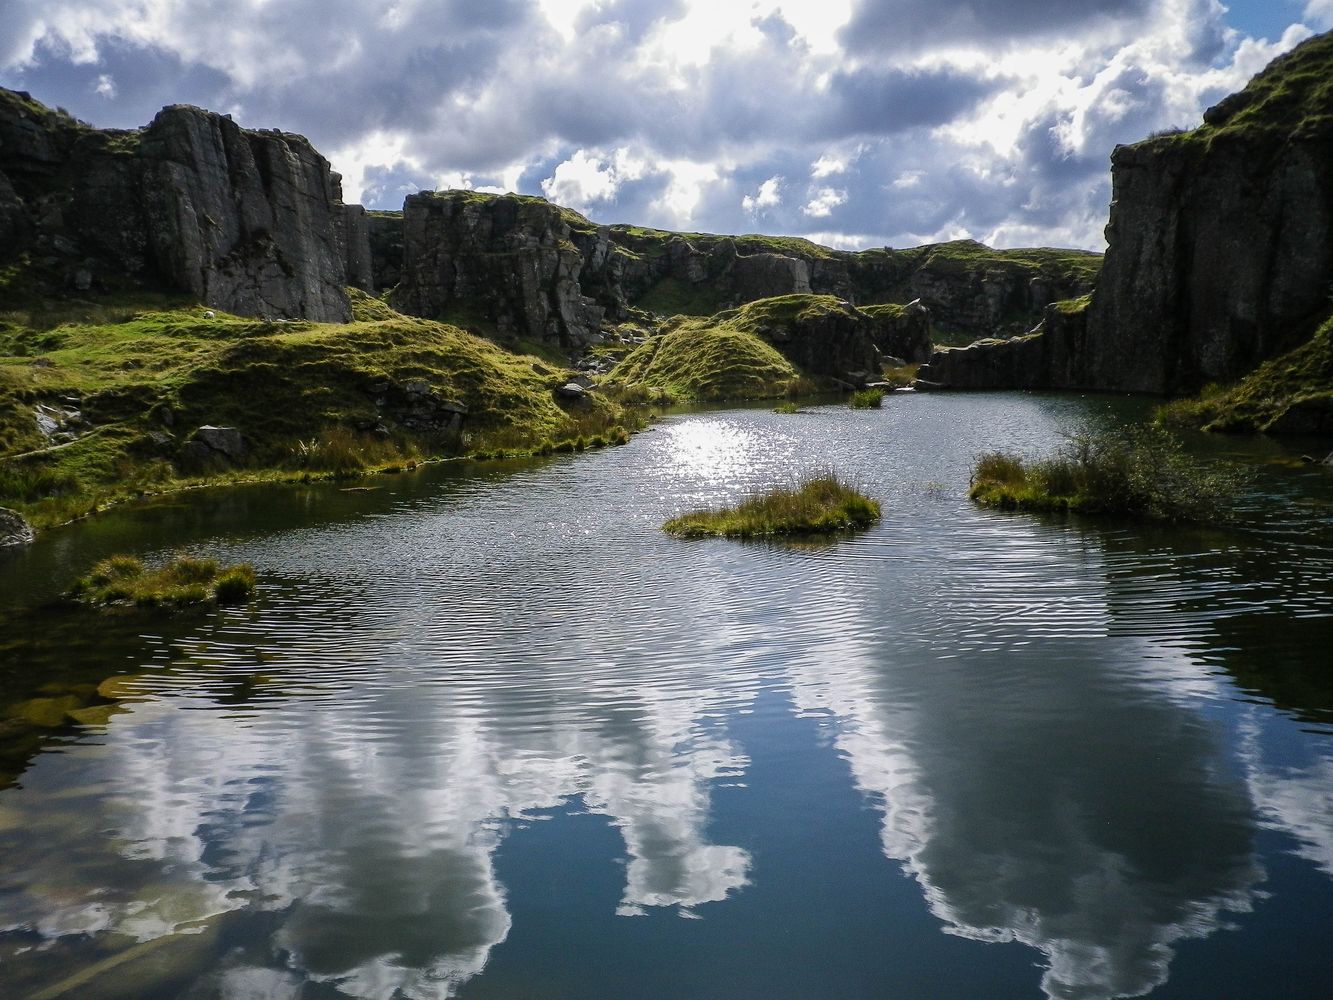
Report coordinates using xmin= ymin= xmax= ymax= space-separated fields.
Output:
xmin=0 ymin=0 xmax=1317 ymax=248
xmin=1306 ymin=0 xmax=1333 ymax=28
xmin=839 ymin=0 xmax=1154 ymax=53
xmin=802 ymin=187 xmax=847 ymax=218
xmin=741 ymin=176 xmax=783 ymax=215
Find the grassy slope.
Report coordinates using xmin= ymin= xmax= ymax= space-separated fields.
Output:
xmin=0 ymin=290 xmax=630 ymax=528
xmin=608 ymin=294 xmax=865 ymax=400
xmin=1156 ymin=315 xmax=1333 ymax=433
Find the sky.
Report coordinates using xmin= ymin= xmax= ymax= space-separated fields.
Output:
xmin=1 ymin=1 xmax=1329 ymax=251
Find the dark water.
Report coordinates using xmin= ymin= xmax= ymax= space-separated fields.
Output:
xmin=1 ymin=393 xmax=1331 ymax=1000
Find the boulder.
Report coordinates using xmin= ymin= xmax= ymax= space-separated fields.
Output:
xmin=0 ymin=507 xmax=35 ymax=547
xmin=183 ymin=425 xmax=246 ymax=466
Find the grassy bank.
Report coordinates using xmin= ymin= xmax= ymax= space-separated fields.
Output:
xmin=664 ymin=475 xmax=881 ymax=538
xmin=0 ymin=291 xmax=644 ymax=530
xmin=1155 ymin=315 xmax=1333 ymax=434
xmin=969 ymin=424 xmax=1249 ymax=521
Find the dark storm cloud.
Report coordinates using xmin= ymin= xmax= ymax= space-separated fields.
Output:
xmin=840 ymin=0 xmax=1155 ymax=52
xmin=823 ymin=66 xmax=1003 ymax=136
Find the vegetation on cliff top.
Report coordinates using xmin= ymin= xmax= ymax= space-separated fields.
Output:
xmin=1191 ymin=29 xmax=1333 ymax=145
xmin=1155 ymin=315 xmax=1333 ymax=434
xmin=969 ymin=424 xmax=1250 ymax=522
xmin=0 ymin=292 xmax=637 ymax=529
xmin=664 ymin=474 xmax=881 ymax=538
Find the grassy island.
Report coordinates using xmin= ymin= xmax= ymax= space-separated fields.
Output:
xmin=664 ymin=474 xmax=881 ymax=538
xmin=969 ymin=425 xmax=1248 ymax=522
xmin=70 ymin=554 xmax=257 ymax=609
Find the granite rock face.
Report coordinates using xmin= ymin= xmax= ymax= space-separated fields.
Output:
xmin=916 ymin=299 xmax=1092 ymax=389
xmin=1086 ymin=83 xmax=1333 ymax=393
xmin=390 ymin=191 xmax=1098 ymax=352
xmin=395 ymin=192 xmax=607 ymax=347
xmin=0 ymin=89 xmax=370 ymax=322
xmin=862 ymin=300 xmax=934 ymax=364
xmin=917 ymin=31 xmax=1333 ymax=394
xmin=747 ymin=297 xmax=883 ymax=379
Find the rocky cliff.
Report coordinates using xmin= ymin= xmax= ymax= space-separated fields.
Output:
xmin=0 ymin=88 xmax=370 ymax=321
xmin=385 ymin=190 xmax=1099 ymax=351
xmin=921 ymin=30 xmax=1333 ymax=395
xmin=1085 ymin=31 xmax=1333 ymax=394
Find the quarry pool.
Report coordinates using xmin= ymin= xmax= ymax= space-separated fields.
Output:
xmin=1 ymin=392 xmax=1332 ymax=1000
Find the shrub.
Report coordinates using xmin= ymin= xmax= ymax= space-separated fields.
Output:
xmin=850 ymin=389 xmax=883 ymax=409
xmin=213 ymin=565 xmax=258 ymax=604
xmin=969 ymin=423 xmax=1249 ymax=522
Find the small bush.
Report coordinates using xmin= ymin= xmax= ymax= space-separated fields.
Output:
xmin=850 ymin=389 xmax=883 ymax=409
xmin=214 ymin=565 xmax=258 ymax=604
xmin=664 ymin=474 xmax=881 ymax=538
xmin=773 ymin=402 xmax=802 ymax=414
xmin=969 ymin=423 xmax=1250 ymax=522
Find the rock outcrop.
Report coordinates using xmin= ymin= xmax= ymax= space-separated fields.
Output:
xmin=916 ymin=297 xmax=1093 ymax=389
xmin=0 ymin=88 xmax=370 ymax=322
xmin=919 ymin=31 xmax=1333 ymax=395
xmin=394 ymin=191 xmax=608 ymax=347
xmin=1084 ymin=34 xmax=1333 ymax=394
xmin=861 ymin=300 xmax=933 ymax=364
xmin=388 ymin=190 xmax=1099 ymax=351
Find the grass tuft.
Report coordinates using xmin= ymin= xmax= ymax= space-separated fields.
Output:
xmin=70 ymin=554 xmax=258 ymax=609
xmin=969 ymin=423 xmax=1250 ymax=522
xmin=850 ymin=388 xmax=883 ymax=409
xmin=664 ymin=474 xmax=881 ymax=538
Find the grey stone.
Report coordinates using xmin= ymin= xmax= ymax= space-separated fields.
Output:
xmin=189 ymin=425 xmax=246 ymax=461
xmin=0 ymin=507 xmax=35 ymax=547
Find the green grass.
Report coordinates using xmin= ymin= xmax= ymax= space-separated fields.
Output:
xmin=664 ymin=474 xmax=881 ymax=538
xmin=69 ymin=554 xmax=258 ymax=609
xmin=773 ymin=401 xmax=803 ymax=414
xmin=1184 ymin=30 xmax=1333 ymax=147
xmin=609 ymin=317 xmax=800 ymax=401
xmin=610 ymin=294 xmax=874 ymax=400
xmin=1155 ymin=315 xmax=1333 ymax=433
xmin=0 ymin=294 xmax=645 ymax=529
xmin=850 ymin=389 xmax=883 ymax=409
xmin=636 ymin=276 xmax=723 ymax=317
xmin=969 ymin=424 xmax=1250 ymax=522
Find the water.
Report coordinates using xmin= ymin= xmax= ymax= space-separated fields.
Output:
xmin=1 ymin=392 xmax=1331 ymax=999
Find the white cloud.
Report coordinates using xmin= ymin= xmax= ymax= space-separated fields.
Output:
xmin=810 ymin=154 xmax=846 ymax=178
xmin=802 ymin=186 xmax=846 ymax=218
xmin=541 ymin=149 xmax=620 ymax=210
xmin=1306 ymin=0 xmax=1333 ymax=29
xmin=741 ymin=175 xmax=782 ymax=214
xmin=0 ymin=0 xmax=1319 ymax=249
